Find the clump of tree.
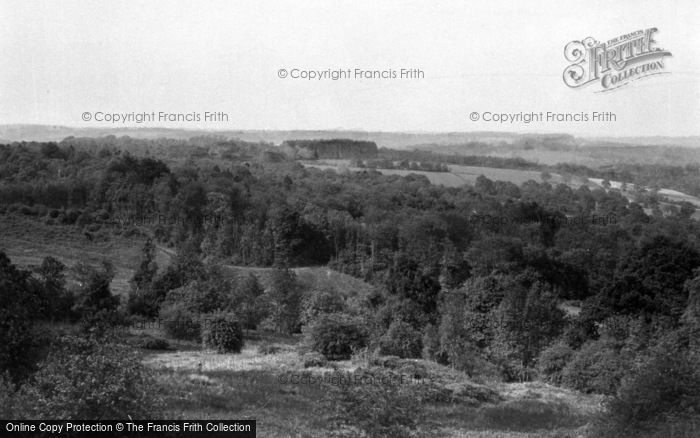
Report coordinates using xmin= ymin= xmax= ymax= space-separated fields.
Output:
xmin=306 ymin=313 xmax=368 ymax=361
xmin=437 ymin=272 xmax=565 ymax=380
xmin=262 ymin=268 xmax=303 ymax=334
xmin=0 ymin=251 xmax=45 ymax=381
xmin=231 ymin=273 xmax=268 ymax=330
xmin=201 ymin=312 xmax=244 ymax=353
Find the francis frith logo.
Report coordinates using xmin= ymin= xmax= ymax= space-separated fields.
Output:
xmin=563 ymin=28 xmax=672 ymax=92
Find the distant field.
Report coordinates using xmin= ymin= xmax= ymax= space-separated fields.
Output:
xmin=304 ymin=162 xmax=557 ymax=188
xmin=448 ymin=165 xmax=566 ymax=186
xmin=304 ymin=161 xmax=700 ymax=213
xmin=485 ymin=150 xmax=600 ymax=166
xmin=304 ymin=161 xmax=578 ymax=188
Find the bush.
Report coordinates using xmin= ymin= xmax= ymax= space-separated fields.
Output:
xmin=79 ymin=309 xmax=127 ymax=337
xmin=160 ymin=303 xmax=201 ymax=341
xmin=201 ymin=312 xmax=244 ymax=353
xmin=369 ymin=355 xmax=402 ymax=369
xmin=0 ymin=372 xmax=18 ymax=417
xmin=33 ymin=204 xmax=48 ymax=216
xmin=327 ymin=367 xmax=422 ymax=438
xmin=561 ymin=339 xmax=628 ymax=394
xmin=537 ymin=342 xmax=574 ymax=385
xmin=301 ymin=352 xmax=327 ymax=368
xmin=134 ymin=335 xmax=170 ymax=350
xmin=161 ymin=280 xmax=226 ymax=315
xmin=597 ymin=348 xmax=700 ymax=437
xmin=306 ymin=313 xmax=368 ymax=361
xmin=61 ymin=209 xmax=81 ymax=225
xmin=258 ymin=344 xmax=281 ymax=355
xmin=377 ymin=320 xmax=423 ymax=359
xmin=13 ymin=336 xmax=161 ymax=419
xmin=1 ymin=253 xmax=45 ymax=382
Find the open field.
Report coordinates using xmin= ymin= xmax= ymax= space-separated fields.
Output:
xmin=304 ymin=161 xmax=700 ymax=212
xmin=303 ymin=162 xmax=565 ymax=188
xmin=137 ymin=328 xmax=601 ymax=438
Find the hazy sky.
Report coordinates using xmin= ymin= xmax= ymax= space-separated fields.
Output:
xmin=1 ymin=0 xmax=698 ymax=136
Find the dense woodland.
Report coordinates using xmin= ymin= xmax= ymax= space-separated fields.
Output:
xmin=2 ymin=136 xmax=700 ymax=436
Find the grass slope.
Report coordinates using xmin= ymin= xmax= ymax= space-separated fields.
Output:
xmin=0 ymin=214 xmax=172 ymax=297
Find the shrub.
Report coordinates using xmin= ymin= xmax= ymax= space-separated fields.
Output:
xmin=71 ymin=261 xmax=119 ymax=318
xmin=258 ymin=344 xmax=281 ymax=355
xmin=306 ymin=313 xmax=368 ymax=361
xmin=79 ymin=309 xmax=127 ymax=337
xmin=369 ymin=355 xmax=401 ymax=369
xmin=301 ymin=352 xmax=327 ymax=368
xmin=561 ymin=339 xmax=629 ymax=394
xmin=1 ymin=336 xmax=157 ymax=419
xmin=127 ymin=291 xmax=159 ymax=319
xmin=33 ymin=204 xmax=48 ymax=216
xmin=377 ymin=320 xmax=423 ymax=359
xmin=76 ymin=212 xmax=94 ymax=227
xmin=159 ymin=303 xmax=201 ymax=341
xmin=597 ymin=348 xmax=700 ymax=437
xmin=15 ymin=336 xmax=161 ymax=419
xmin=395 ymin=360 xmax=428 ymax=380
xmin=201 ymin=312 xmax=244 ymax=353
xmin=537 ymin=342 xmax=574 ymax=385
xmin=161 ymin=280 xmax=227 ymax=315
xmin=135 ymin=335 xmax=170 ymax=350
xmin=327 ymin=367 xmax=422 ymax=438
xmin=1 ymin=253 xmax=45 ymax=382
xmin=61 ymin=209 xmax=81 ymax=225
xmin=0 ymin=373 xmax=18 ymax=417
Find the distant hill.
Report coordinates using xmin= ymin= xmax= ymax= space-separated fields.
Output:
xmin=4 ymin=124 xmax=693 ymax=149
xmin=586 ymin=136 xmax=700 ymax=148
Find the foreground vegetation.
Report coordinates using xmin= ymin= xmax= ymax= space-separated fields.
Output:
xmin=2 ymin=136 xmax=700 ymax=436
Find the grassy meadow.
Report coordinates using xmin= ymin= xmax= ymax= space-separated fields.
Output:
xmin=138 ymin=328 xmax=601 ymax=437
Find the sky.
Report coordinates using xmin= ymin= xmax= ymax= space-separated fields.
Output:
xmin=0 ymin=0 xmax=698 ymax=136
